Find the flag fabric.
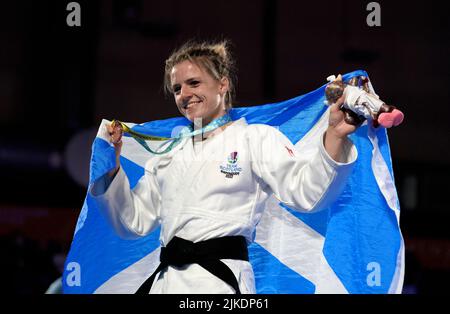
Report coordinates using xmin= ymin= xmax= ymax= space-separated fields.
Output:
xmin=63 ymin=70 xmax=404 ymax=294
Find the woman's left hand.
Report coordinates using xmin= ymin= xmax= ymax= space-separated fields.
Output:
xmin=327 ymin=95 xmax=359 ymax=139
xmin=324 ymin=96 xmax=360 ymax=162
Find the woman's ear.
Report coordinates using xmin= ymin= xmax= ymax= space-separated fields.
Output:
xmin=219 ymin=77 xmax=230 ymax=95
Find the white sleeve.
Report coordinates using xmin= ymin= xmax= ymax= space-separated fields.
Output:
xmin=248 ymin=124 xmax=357 ymax=213
xmin=89 ymin=161 xmax=161 ymax=239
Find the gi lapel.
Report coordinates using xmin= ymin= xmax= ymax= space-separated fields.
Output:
xmin=173 ymin=118 xmax=247 ymax=205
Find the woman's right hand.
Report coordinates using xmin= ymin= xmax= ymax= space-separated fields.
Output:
xmin=107 ymin=120 xmax=123 ymax=177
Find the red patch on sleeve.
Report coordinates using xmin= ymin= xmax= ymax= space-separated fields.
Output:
xmin=285 ymin=146 xmax=295 ymax=157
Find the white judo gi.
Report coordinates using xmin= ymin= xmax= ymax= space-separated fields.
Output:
xmin=91 ymin=117 xmax=357 ymax=294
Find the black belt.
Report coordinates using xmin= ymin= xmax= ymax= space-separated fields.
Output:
xmin=135 ymin=236 xmax=249 ymax=294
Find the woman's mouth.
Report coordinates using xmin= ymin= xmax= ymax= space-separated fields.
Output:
xmin=184 ymin=100 xmax=202 ymax=109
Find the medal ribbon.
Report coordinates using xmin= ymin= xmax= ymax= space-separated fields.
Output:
xmin=112 ymin=114 xmax=232 ymax=155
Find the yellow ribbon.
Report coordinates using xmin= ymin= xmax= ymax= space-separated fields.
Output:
xmin=111 ymin=120 xmax=171 ymax=141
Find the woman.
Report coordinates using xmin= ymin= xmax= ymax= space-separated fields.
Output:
xmin=91 ymin=40 xmax=358 ymax=294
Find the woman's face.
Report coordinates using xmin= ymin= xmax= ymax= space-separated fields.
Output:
xmin=170 ymin=60 xmax=229 ymax=126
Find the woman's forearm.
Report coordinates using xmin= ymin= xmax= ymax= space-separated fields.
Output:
xmin=323 ymin=127 xmax=347 ymax=163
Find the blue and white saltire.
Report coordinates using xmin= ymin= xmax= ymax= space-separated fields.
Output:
xmin=63 ymin=70 xmax=404 ymax=294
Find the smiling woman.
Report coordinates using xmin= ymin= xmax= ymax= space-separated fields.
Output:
xmin=163 ymin=40 xmax=236 ymax=129
xmin=169 ymin=60 xmax=229 ymax=127
xmin=90 ymin=38 xmax=360 ymax=294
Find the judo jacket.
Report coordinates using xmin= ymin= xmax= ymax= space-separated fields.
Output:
xmin=90 ymin=117 xmax=357 ymax=293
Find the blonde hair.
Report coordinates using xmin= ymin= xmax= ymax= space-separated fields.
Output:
xmin=164 ymin=39 xmax=237 ymax=110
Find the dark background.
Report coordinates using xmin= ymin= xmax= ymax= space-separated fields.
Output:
xmin=0 ymin=0 xmax=449 ymax=294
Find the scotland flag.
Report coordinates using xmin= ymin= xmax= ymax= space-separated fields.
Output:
xmin=63 ymin=70 xmax=404 ymax=294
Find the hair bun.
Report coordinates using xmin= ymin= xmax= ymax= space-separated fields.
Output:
xmin=211 ymin=42 xmax=228 ymax=60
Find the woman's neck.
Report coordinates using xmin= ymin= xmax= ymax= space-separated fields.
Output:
xmin=193 ymin=120 xmax=233 ymax=142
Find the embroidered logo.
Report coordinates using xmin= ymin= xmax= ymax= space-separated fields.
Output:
xmin=228 ymin=151 xmax=238 ymax=164
xmin=220 ymin=151 xmax=242 ymax=178
xmin=285 ymin=145 xmax=295 ymax=157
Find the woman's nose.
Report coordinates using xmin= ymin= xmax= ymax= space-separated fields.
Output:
xmin=180 ymin=85 xmax=192 ymax=99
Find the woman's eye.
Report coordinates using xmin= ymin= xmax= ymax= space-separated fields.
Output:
xmin=190 ymin=81 xmax=199 ymax=86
